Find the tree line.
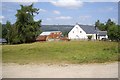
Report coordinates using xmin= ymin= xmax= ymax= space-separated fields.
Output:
xmin=2 ymin=4 xmax=42 ymax=44
xmin=95 ymin=19 xmax=120 ymax=41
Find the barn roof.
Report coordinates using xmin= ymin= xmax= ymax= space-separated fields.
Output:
xmin=97 ymin=31 xmax=107 ymax=36
xmin=78 ymin=24 xmax=100 ymax=34
xmin=40 ymin=31 xmax=61 ymax=36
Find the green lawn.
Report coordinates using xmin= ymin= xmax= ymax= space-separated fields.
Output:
xmin=2 ymin=41 xmax=118 ymax=64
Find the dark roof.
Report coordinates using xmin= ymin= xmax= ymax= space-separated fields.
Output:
xmin=40 ymin=31 xmax=61 ymax=36
xmin=41 ymin=25 xmax=73 ymax=32
xmin=97 ymin=31 xmax=107 ymax=36
xmin=41 ymin=24 xmax=100 ymax=34
xmin=78 ymin=24 xmax=100 ymax=34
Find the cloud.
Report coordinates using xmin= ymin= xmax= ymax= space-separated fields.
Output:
xmin=79 ymin=15 xmax=92 ymax=21
xmin=53 ymin=10 xmax=61 ymax=14
xmin=0 ymin=16 xmax=5 ymax=19
xmin=51 ymin=0 xmax=83 ymax=9
xmin=82 ymin=0 xmax=119 ymax=2
xmin=2 ymin=0 xmax=39 ymax=5
xmin=55 ymin=16 xmax=72 ymax=20
xmin=107 ymin=7 xmax=114 ymax=11
xmin=0 ymin=16 xmax=5 ymax=23
xmin=2 ymin=0 xmax=120 ymax=2
xmin=98 ymin=7 xmax=114 ymax=13
xmin=46 ymin=18 xmax=52 ymax=21
xmin=39 ymin=9 xmax=47 ymax=12
xmin=2 ymin=0 xmax=38 ymax=2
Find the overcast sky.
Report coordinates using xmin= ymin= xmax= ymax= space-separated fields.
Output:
xmin=1 ymin=0 xmax=118 ymax=25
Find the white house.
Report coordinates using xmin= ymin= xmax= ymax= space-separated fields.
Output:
xmin=68 ymin=24 xmax=108 ymax=40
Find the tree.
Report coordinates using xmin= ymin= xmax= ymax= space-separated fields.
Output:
xmin=106 ymin=19 xmax=116 ymax=31
xmin=63 ymin=31 xmax=69 ymax=37
xmin=0 ymin=22 xmax=2 ymax=38
xmin=5 ymin=21 xmax=13 ymax=44
xmin=95 ymin=19 xmax=119 ymax=41
xmin=107 ymin=25 xmax=119 ymax=41
xmin=87 ymin=35 xmax=92 ymax=40
xmin=95 ymin=20 xmax=100 ymax=29
xmin=14 ymin=3 xmax=41 ymax=43
xmin=95 ymin=20 xmax=106 ymax=31
xmin=117 ymin=25 xmax=120 ymax=41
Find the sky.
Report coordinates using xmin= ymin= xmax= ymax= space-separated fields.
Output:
xmin=1 ymin=0 xmax=118 ymax=25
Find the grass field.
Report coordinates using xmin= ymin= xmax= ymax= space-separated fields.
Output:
xmin=2 ymin=41 xmax=118 ymax=64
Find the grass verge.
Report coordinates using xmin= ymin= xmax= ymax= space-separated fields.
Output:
xmin=2 ymin=41 xmax=119 ymax=64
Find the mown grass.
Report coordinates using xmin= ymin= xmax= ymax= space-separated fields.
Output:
xmin=2 ymin=41 xmax=119 ymax=64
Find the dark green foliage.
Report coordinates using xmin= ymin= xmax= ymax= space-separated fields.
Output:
xmin=107 ymin=25 xmax=119 ymax=41
xmin=15 ymin=4 xmax=41 ymax=43
xmin=2 ymin=4 xmax=41 ymax=44
xmin=106 ymin=19 xmax=116 ymax=31
xmin=63 ymin=31 xmax=69 ymax=37
xmin=6 ymin=21 xmax=13 ymax=44
xmin=2 ymin=21 xmax=12 ymax=44
xmin=87 ymin=35 xmax=92 ymax=40
xmin=2 ymin=25 xmax=7 ymax=39
xmin=95 ymin=20 xmax=106 ymax=31
xmin=95 ymin=19 xmax=119 ymax=41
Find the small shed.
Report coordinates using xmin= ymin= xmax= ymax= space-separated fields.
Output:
xmin=0 ymin=38 xmax=7 ymax=44
xmin=97 ymin=31 xmax=108 ymax=40
xmin=36 ymin=31 xmax=62 ymax=41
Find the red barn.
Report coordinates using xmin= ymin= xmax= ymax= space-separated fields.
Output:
xmin=36 ymin=31 xmax=62 ymax=41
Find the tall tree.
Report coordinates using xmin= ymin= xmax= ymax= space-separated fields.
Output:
xmin=95 ymin=20 xmax=100 ymax=29
xmin=95 ymin=20 xmax=106 ymax=31
xmin=106 ymin=19 xmax=115 ymax=31
xmin=15 ymin=4 xmax=41 ymax=43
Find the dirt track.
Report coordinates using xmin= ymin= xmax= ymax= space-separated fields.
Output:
xmin=2 ymin=62 xmax=118 ymax=78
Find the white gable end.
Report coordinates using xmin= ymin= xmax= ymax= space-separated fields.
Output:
xmin=68 ymin=25 xmax=87 ymax=39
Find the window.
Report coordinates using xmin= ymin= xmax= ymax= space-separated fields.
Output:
xmin=76 ymin=35 xmax=79 ymax=38
xmin=73 ymin=31 xmax=74 ymax=33
xmin=80 ymin=31 xmax=82 ymax=33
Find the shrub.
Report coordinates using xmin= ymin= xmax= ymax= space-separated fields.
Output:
xmin=87 ymin=35 xmax=92 ymax=40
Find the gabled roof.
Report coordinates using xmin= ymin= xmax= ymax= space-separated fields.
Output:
xmin=78 ymin=24 xmax=100 ymax=34
xmin=40 ymin=31 xmax=61 ymax=36
xmin=97 ymin=31 xmax=107 ymax=36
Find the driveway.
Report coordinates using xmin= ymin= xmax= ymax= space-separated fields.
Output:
xmin=2 ymin=62 xmax=118 ymax=78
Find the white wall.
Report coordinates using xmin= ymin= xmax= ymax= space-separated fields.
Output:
xmin=86 ymin=34 xmax=96 ymax=40
xmin=68 ymin=25 xmax=87 ymax=40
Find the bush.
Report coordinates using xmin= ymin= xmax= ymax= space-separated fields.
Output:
xmin=87 ymin=35 xmax=92 ymax=40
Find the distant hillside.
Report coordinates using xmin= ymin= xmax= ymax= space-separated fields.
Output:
xmin=2 ymin=24 xmax=74 ymax=33
xmin=2 ymin=24 xmax=95 ymax=33
xmin=41 ymin=25 xmax=74 ymax=32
